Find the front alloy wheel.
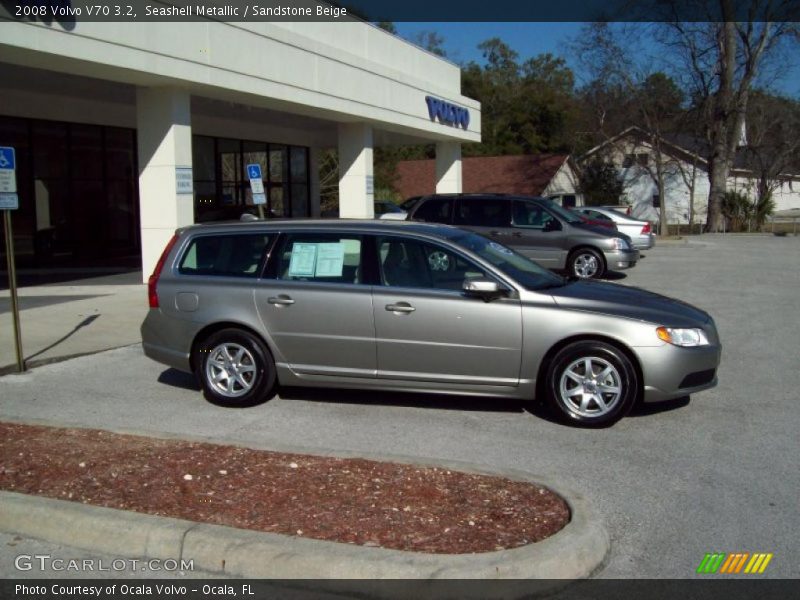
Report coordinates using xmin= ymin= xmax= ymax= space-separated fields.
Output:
xmin=546 ymin=341 xmax=638 ymax=427
xmin=569 ymin=248 xmax=604 ymax=279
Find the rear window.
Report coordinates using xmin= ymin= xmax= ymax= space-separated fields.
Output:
xmin=412 ymin=197 xmax=454 ymax=224
xmin=455 ymin=197 xmax=511 ymax=227
xmin=178 ymin=234 xmax=270 ymax=278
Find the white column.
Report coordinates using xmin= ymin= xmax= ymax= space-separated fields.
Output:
xmin=308 ymin=147 xmax=321 ymax=218
xmin=435 ymin=141 xmax=463 ymax=193
xmin=136 ymin=87 xmax=193 ymax=282
xmin=338 ymin=123 xmax=374 ymax=218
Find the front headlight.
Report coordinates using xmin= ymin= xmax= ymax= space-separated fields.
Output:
xmin=656 ymin=327 xmax=710 ymax=347
xmin=612 ymin=237 xmax=631 ymax=250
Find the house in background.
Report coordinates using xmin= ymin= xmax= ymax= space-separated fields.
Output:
xmin=582 ymin=126 xmax=800 ymax=226
xmin=395 ymin=154 xmax=583 ymax=206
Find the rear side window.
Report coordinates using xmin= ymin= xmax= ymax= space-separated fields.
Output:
xmin=455 ymin=197 xmax=511 ymax=227
xmin=277 ymin=234 xmax=363 ymax=284
xmin=412 ymin=197 xmax=454 ymax=224
xmin=178 ymin=234 xmax=270 ymax=278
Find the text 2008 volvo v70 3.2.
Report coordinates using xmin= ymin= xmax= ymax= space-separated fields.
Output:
xmin=141 ymin=220 xmax=720 ymax=427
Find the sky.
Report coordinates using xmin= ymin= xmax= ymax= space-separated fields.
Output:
xmin=393 ymin=22 xmax=800 ymax=98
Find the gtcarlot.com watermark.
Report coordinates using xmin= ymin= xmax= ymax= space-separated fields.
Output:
xmin=15 ymin=554 xmax=194 ymax=573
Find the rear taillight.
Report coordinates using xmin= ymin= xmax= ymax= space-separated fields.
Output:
xmin=641 ymin=222 xmax=651 ymax=234
xmin=148 ymin=234 xmax=179 ymax=308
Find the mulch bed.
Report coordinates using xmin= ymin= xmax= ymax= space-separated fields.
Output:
xmin=0 ymin=422 xmax=569 ymax=554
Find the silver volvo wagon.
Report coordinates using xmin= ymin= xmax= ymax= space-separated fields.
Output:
xmin=141 ymin=220 xmax=720 ymax=427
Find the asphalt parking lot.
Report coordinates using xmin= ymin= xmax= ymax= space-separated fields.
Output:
xmin=1 ymin=234 xmax=798 ymax=579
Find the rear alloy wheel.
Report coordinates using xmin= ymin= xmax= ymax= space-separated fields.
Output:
xmin=546 ymin=341 xmax=638 ymax=427
xmin=569 ymin=248 xmax=605 ymax=279
xmin=194 ymin=328 xmax=275 ymax=407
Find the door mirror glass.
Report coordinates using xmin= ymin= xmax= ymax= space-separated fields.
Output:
xmin=543 ymin=218 xmax=562 ymax=232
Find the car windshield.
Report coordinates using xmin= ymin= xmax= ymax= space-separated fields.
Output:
xmin=542 ymin=200 xmax=583 ymax=224
xmin=447 ymin=230 xmax=566 ymax=291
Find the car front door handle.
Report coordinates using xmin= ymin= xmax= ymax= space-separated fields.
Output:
xmin=267 ymin=295 xmax=295 ymax=306
xmin=385 ymin=302 xmax=416 ymax=314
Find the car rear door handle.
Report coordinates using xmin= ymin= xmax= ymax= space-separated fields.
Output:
xmin=268 ymin=295 xmax=295 ymax=306
xmin=385 ymin=302 xmax=416 ymax=314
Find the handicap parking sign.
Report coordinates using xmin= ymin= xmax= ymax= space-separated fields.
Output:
xmin=0 ymin=147 xmax=17 ymax=196
xmin=247 ymin=164 xmax=262 ymax=180
xmin=0 ymin=147 xmax=14 ymax=170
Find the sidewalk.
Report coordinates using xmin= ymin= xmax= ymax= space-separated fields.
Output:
xmin=0 ymin=270 xmax=146 ymax=374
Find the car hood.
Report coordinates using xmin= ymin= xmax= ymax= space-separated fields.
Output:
xmin=548 ymin=280 xmax=711 ymax=328
xmin=572 ymin=221 xmax=629 ymax=241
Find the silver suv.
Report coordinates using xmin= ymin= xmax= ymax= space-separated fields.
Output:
xmin=141 ymin=220 xmax=720 ymax=427
xmin=401 ymin=194 xmax=639 ymax=279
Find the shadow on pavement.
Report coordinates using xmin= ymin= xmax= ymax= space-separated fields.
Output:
xmin=603 ymin=271 xmax=628 ymax=281
xmin=25 ymin=314 xmax=101 ymax=362
xmin=157 ymin=368 xmax=200 ymax=391
xmin=629 ymin=395 xmax=690 ymax=417
xmin=278 ymin=386 xmax=526 ymax=414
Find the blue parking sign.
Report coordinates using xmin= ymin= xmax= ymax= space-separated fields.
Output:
xmin=0 ymin=147 xmax=15 ymax=170
xmin=247 ymin=164 xmax=262 ymax=180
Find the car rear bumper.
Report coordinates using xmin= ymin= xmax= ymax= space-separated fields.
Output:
xmin=603 ymin=248 xmax=640 ymax=270
xmin=633 ymin=234 xmax=655 ymax=250
xmin=141 ymin=311 xmax=193 ymax=373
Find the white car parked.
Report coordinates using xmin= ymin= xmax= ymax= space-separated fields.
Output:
xmin=574 ymin=207 xmax=656 ymax=251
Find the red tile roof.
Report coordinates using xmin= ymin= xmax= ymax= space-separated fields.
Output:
xmin=395 ymin=154 xmax=569 ymax=199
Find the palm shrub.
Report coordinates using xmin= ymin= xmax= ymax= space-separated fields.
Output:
xmin=720 ymin=190 xmax=752 ymax=232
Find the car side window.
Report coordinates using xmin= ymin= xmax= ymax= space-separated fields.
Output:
xmin=178 ymin=234 xmax=270 ymax=278
xmin=412 ymin=197 xmax=454 ymax=224
xmin=587 ymin=210 xmax=612 ymax=221
xmin=276 ymin=234 xmax=362 ymax=284
xmin=455 ymin=197 xmax=511 ymax=227
xmin=512 ymin=200 xmax=557 ymax=229
xmin=377 ymin=237 xmax=490 ymax=291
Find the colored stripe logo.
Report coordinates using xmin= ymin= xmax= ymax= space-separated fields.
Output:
xmin=697 ymin=552 xmax=773 ymax=574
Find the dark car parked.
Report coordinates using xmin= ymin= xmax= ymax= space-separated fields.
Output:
xmin=402 ymin=194 xmax=638 ymax=279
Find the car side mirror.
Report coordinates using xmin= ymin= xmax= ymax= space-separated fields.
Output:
xmin=463 ymin=278 xmax=506 ymax=301
xmin=543 ymin=219 xmax=562 ymax=232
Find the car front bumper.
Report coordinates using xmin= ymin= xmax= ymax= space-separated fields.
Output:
xmin=635 ymin=342 xmax=722 ymax=402
xmin=603 ymin=248 xmax=640 ymax=270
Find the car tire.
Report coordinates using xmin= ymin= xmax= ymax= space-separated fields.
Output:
xmin=194 ymin=328 xmax=276 ymax=407
xmin=568 ymin=247 xmax=605 ymax=279
xmin=546 ymin=341 xmax=638 ymax=427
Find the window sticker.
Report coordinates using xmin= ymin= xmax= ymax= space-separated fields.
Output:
xmin=288 ymin=243 xmax=317 ymax=277
xmin=315 ymin=243 xmax=345 ymax=277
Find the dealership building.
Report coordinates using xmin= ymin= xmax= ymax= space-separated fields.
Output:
xmin=0 ymin=14 xmax=480 ymax=279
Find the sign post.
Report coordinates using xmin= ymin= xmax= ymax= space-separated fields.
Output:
xmin=246 ymin=163 xmax=266 ymax=219
xmin=0 ymin=146 xmax=24 ymax=372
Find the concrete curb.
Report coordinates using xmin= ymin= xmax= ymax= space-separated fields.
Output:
xmin=0 ymin=424 xmax=609 ymax=587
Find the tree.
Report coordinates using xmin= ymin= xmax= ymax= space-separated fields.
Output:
xmin=742 ymin=91 xmax=800 ymax=211
xmin=579 ymin=158 xmax=625 ymax=206
xmin=572 ymin=23 xmax=686 ymax=234
xmin=655 ymin=0 xmax=799 ymax=230
xmin=461 ymin=39 xmax=577 ymax=156
xmin=412 ymin=31 xmax=447 ymax=57
xmin=375 ymin=22 xmax=397 ymax=34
